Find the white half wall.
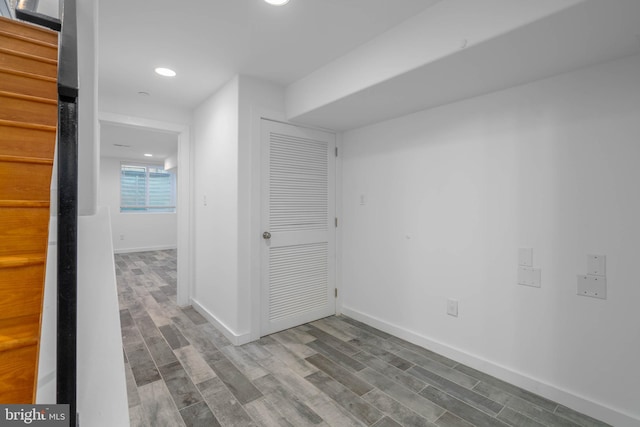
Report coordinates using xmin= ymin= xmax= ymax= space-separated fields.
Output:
xmin=37 ymin=209 xmax=129 ymax=426
xmin=340 ymin=54 xmax=640 ymax=426
xmin=99 ymin=156 xmax=177 ymax=253
xmin=76 ymin=208 xmax=129 ymax=426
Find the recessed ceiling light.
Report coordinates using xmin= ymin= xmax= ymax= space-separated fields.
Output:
xmin=155 ymin=67 xmax=176 ymax=77
xmin=264 ymin=0 xmax=289 ymax=5
xmin=144 ymin=153 xmax=153 ymax=157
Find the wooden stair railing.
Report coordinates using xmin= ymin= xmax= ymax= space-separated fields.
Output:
xmin=0 ymin=15 xmax=58 ymax=404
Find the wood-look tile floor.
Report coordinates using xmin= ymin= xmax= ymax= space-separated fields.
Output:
xmin=116 ymin=250 xmax=610 ymax=427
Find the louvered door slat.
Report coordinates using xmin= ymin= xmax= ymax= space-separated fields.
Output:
xmin=269 ymin=131 xmax=328 ymax=233
xmin=269 ymin=242 xmax=328 ymax=321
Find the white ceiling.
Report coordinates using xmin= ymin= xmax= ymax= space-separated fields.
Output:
xmin=290 ymin=0 xmax=640 ymax=130
xmin=100 ymin=123 xmax=178 ymax=162
xmin=98 ymin=0 xmax=441 ymax=112
xmin=98 ymin=0 xmax=640 ymax=138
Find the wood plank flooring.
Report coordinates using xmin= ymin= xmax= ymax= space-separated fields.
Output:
xmin=116 ymin=250 xmax=610 ymax=427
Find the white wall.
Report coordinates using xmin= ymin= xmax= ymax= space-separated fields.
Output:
xmin=100 ymin=93 xmax=191 ymax=126
xmin=34 ymin=0 xmax=58 ymax=18
xmin=341 ymin=54 xmax=640 ymax=426
xmin=77 ymin=0 xmax=99 ymax=216
xmin=192 ymin=76 xmax=241 ymax=338
xmin=238 ymin=75 xmax=286 ymax=339
xmin=164 ymin=152 xmax=178 ymax=171
xmin=99 ymin=157 xmax=177 ymax=253
xmin=36 ymin=220 xmax=57 ymax=403
xmin=191 ymin=75 xmax=284 ymax=343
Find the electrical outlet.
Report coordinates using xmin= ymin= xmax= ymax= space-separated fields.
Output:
xmin=577 ymin=275 xmax=607 ymax=299
xmin=447 ymin=299 xmax=458 ymax=317
xmin=518 ymin=267 xmax=541 ymax=288
xmin=119 ymin=234 xmax=125 ymax=241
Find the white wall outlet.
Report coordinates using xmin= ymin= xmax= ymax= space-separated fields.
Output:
xmin=517 ymin=266 xmax=529 ymax=285
xmin=587 ymin=254 xmax=606 ymax=277
xmin=577 ymin=275 xmax=606 ymax=299
xmin=447 ymin=299 xmax=458 ymax=317
xmin=203 ymin=195 xmax=208 ymax=206
xmin=359 ymin=194 xmax=367 ymax=205
xmin=530 ymin=268 xmax=541 ymax=287
xmin=518 ymin=248 xmax=533 ymax=267
xmin=518 ymin=267 xmax=541 ymax=288
xmin=119 ymin=234 xmax=125 ymax=241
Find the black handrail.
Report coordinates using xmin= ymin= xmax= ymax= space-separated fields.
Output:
xmin=15 ymin=0 xmax=61 ymax=31
xmin=15 ymin=0 xmax=79 ymax=425
xmin=56 ymin=0 xmax=78 ymax=425
xmin=57 ymin=0 xmax=77 ymax=98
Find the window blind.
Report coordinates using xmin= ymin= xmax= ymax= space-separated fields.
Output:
xmin=120 ymin=164 xmax=175 ymax=213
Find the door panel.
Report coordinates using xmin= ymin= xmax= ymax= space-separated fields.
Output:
xmin=261 ymin=119 xmax=335 ymax=336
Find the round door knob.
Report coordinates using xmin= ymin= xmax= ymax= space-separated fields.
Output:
xmin=263 ymin=231 xmax=272 ymax=240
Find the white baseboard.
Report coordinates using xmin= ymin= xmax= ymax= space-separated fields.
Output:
xmin=341 ymin=306 xmax=639 ymax=427
xmin=114 ymin=245 xmax=177 ymax=254
xmin=190 ymin=299 xmax=251 ymax=346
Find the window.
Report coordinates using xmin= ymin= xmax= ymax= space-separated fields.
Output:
xmin=120 ymin=163 xmax=176 ymax=213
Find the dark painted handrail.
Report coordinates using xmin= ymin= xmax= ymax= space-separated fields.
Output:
xmin=57 ymin=0 xmax=77 ymax=98
xmin=16 ymin=0 xmax=79 ymax=425
xmin=15 ymin=0 xmax=61 ymax=31
xmin=56 ymin=0 xmax=78 ymax=425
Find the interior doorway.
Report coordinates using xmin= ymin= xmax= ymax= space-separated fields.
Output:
xmin=99 ymin=112 xmax=191 ymax=306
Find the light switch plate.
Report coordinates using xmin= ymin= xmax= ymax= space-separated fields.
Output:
xmin=518 ymin=248 xmax=533 ymax=267
xmin=518 ymin=267 xmax=541 ymax=287
xmin=577 ymin=275 xmax=606 ymax=299
xmin=587 ymin=254 xmax=606 ymax=277
xmin=447 ymin=299 xmax=458 ymax=317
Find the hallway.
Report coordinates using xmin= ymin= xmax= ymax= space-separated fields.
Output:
xmin=116 ymin=251 xmax=608 ymax=427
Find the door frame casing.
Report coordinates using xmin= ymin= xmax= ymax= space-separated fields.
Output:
xmin=259 ymin=118 xmax=337 ymax=336
xmin=249 ymin=108 xmax=285 ymax=342
xmin=249 ymin=109 xmax=341 ymax=341
xmin=98 ymin=112 xmax=192 ymax=306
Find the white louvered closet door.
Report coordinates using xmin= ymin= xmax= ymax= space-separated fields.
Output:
xmin=261 ymin=119 xmax=336 ymax=336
